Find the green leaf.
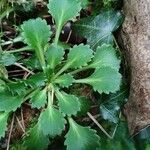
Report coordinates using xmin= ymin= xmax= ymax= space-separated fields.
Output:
xmin=54 ymin=44 xmax=93 ymax=77
xmin=55 ymin=91 xmax=80 ymax=116
xmin=100 ymin=101 xmax=120 ymax=123
xmin=136 ymin=126 xmax=150 ymax=140
xmin=23 ymin=73 xmax=46 ymax=88
xmin=73 ymin=10 xmax=124 ymax=49
xmin=75 ymin=67 xmax=121 ymax=94
xmin=46 ymin=44 xmax=64 ymax=69
xmin=30 ymin=88 xmax=47 ymax=109
xmin=90 ymin=44 xmax=120 ymax=70
xmin=58 ymin=41 xmax=71 ymax=50
xmin=0 ymin=79 xmax=6 ymax=92
xmin=78 ymin=0 xmax=90 ymax=9
xmin=100 ymin=83 xmax=128 ymax=123
xmin=0 ymin=53 xmax=16 ymax=66
xmin=146 ymin=144 xmax=150 ymax=150
xmin=77 ymin=97 xmax=91 ymax=116
xmin=103 ymin=0 xmax=121 ymax=9
xmin=100 ymin=122 xmax=136 ymax=150
xmin=66 ymin=44 xmax=93 ymax=69
xmin=38 ymin=107 xmax=65 ymax=136
xmin=23 ymin=125 xmax=49 ymax=150
xmin=21 ymin=18 xmax=52 ymax=68
xmin=48 ymin=0 xmax=81 ymax=29
xmin=22 ymin=55 xmax=41 ymax=70
xmin=9 ymin=143 xmax=26 ymax=150
xmin=65 ymin=118 xmax=100 ymax=150
xmin=21 ymin=18 xmax=51 ymax=50
xmin=7 ymin=82 xmax=27 ymax=95
xmin=0 ymin=112 xmax=9 ymax=139
xmin=0 ymin=64 xmax=8 ymax=79
xmin=0 ymin=92 xmax=24 ymax=112
xmin=54 ymin=74 xmax=74 ymax=87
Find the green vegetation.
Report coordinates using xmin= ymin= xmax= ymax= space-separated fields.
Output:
xmin=0 ymin=0 xmax=149 ymax=150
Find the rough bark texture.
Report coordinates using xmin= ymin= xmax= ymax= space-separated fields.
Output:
xmin=119 ymin=0 xmax=150 ymax=135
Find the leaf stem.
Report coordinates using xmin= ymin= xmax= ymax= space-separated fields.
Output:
xmin=69 ymin=66 xmax=91 ymax=75
xmin=48 ymin=86 xmax=54 ymax=107
xmin=54 ymin=12 xmax=63 ymax=45
xmin=36 ymin=47 xmax=46 ymax=73
xmin=24 ymin=89 xmax=37 ymax=102
xmin=54 ymin=24 xmax=62 ymax=45
xmin=54 ymin=63 xmax=70 ymax=79
xmin=73 ymin=78 xmax=89 ymax=84
xmin=48 ymin=91 xmax=51 ymax=107
xmin=68 ymin=117 xmax=75 ymax=127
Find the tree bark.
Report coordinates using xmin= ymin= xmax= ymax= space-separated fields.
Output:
xmin=119 ymin=0 xmax=150 ymax=135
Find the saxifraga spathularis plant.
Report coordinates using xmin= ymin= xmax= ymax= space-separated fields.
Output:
xmin=0 ymin=0 xmax=124 ymax=149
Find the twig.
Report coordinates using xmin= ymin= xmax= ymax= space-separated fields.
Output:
xmin=82 ymin=114 xmax=100 ymax=122
xmin=6 ymin=114 xmax=15 ymax=150
xmin=87 ymin=112 xmax=121 ymax=139
xmin=111 ymin=123 xmax=118 ymax=139
xmin=21 ymin=108 xmax=25 ymax=130
xmin=8 ymin=70 xmax=23 ymax=73
xmin=87 ymin=112 xmax=112 ymax=139
xmin=24 ymin=72 xmax=31 ymax=79
xmin=113 ymin=35 xmax=122 ymax=55
xmin=16 ymin=116 xmax=25 ymax=134
xmin=9 ymin=73 xmax=25 ymax=77
xmin=14 ymin=62 xmax=34 ymax=75
xmin=111 ymin=112 xmax=121 ymax=138
xmin=66 ymin=30 xmax=72 ymax=43
xmin=4 ymin=46 xmax=32 ymax=53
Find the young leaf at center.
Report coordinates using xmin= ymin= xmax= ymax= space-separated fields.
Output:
xmin=46 ymin=44 xmax=64 ymax=69
xmin=58 ymin=44 xmax=93 ymax=72
xmin=54 ymin=44 xmax=93 ymax=78
xmin=55 ymin=91 xmax=80 ymax=116
xmin=54 ymin=74 xmax=74 ymax=87
xmin=67 ymin=44 xmax=93 ymax=69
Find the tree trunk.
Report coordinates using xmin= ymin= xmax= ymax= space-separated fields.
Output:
xmin=119 ymin=0 xmax=150 ymax=135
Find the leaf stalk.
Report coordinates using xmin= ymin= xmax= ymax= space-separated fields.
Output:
xmin=69 ymin=66 xmax=91 ymax=75
xmin=54 ymin=62 xmax=70 ymax=79
xmin=54 ymin=11 xmax=64 ymax=45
